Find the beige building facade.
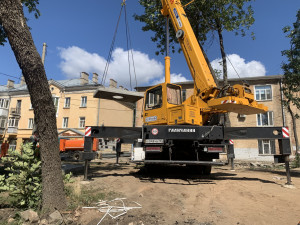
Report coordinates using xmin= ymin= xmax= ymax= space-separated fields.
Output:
xmin=1 ymin=73 xmax=298 ymax=162
xmin=0 ymin=72 xmax=136 ymax=150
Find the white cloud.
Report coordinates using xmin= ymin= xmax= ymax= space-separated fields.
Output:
xmin=211 ymin=54 xmax=266 ymax=79
xmin=58 ymin=46 xmax=164 ymax=88
xmin=58 ymin=46 xmax=106 ymax=78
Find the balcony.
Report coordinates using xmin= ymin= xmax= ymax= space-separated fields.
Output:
xmin=7 ymin=127 xmax=18 ymax=134
xmin=10 ymin=107 xmax=21 ymax=116
xmin=0 ymin=108 xmax=9 ymax=117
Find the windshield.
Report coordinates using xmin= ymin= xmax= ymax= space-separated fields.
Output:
xmin=145 ymin=86 xmax=162 ymax=110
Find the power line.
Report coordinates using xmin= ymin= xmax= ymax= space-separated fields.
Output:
xmin=0 ymin=72 xmax=21 ymax=81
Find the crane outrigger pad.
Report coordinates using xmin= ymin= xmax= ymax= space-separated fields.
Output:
xmin=207 ymin=97 xmax=268 ymax=115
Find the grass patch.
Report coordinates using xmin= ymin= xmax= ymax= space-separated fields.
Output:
xmin=65 ymin=183 xmax=117 ymax=210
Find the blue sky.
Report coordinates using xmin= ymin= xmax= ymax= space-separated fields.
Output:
xmin=0 ymin=0 xmax=299 ymax=89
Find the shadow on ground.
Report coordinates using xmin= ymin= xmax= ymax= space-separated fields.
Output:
xmin=69 ymin=161 xmax=283 ymax=186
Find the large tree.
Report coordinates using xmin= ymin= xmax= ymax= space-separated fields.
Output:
xmin=0 ymin=0 xmax=66 ymax=211
xmin=135 ymin=0 xmax=255 ymax=127
xmin=282 ymin=10 xmax=300 ymax=166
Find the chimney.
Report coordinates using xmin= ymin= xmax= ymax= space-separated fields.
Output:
xmin=92 ymin=73 xmax=99 ymax=84
xmin=80 ymin=72 xmax=89 ymax=85
xmin=109 ymin=79 xmax=117 ymax=88
xmin=7 ymin=79 xmax=15 ymax=89
xmin=20 ymin=76 xmax=25 ymax=85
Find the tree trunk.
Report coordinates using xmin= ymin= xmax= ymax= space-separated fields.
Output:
xmin=215 ymin=19 xmax=228 ymax=86
xmin=287 ymin=103 xmax=300 ymax=158
xmin=215 ymin=19 xmax=231 ymax=127
xmin=0 ymin=0 xmax=66 ymax=211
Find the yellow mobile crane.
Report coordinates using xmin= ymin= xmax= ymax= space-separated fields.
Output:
xmin=143 ymin=0 xmax=267 ymax=127
xmin=83 ymin=0 xmax=291 ymax=179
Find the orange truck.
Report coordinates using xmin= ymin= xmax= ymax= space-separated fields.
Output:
xmin=59 ymin=138 xmax=99 ymax=161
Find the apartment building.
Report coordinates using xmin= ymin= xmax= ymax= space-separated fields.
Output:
xmin=0 ymin=72 xmax=138 ymax=150
xmin=1 ymin=73 xmax=298 ymax=162
xmin=135 ymin=75 xmax=299 ymax=162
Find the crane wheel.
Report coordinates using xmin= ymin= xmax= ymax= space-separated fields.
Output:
xmin=72 ymin=151 xmax=80 ymax=161
xmin=202 ymin=165 xmax=212 ymax=175
xmin=188 ymin=165 xmax=212 ymax=175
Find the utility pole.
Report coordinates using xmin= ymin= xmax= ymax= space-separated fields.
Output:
xmin=42 ymin=43 xmax=47 ymax=65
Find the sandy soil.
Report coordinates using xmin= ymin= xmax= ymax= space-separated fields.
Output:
xmin=69 ymin=158 xmax=300 ymax=225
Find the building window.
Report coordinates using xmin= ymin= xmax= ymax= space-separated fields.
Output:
xmin=255 ymin=85 xmax=272 ymax=101
xmin=8 ymin=117 xmax=19 ymax=127
xmin=258 ymin=140 xmax=275 ymax=155
xmin=29 ymin=103 xmax=33 ymax=109
xmin=257 ymin=111 xmax=274 ymax=126
xmin=28 ymin=118 xmax=34 ymax=129
xmin=9 ymin=139 xmax=17 ymax=151
xmin=16 ymin=100 xmax=22 ymax=109
xmin=62 ymin=117 xmax=69 ymax=128
xmin=52 ymin=97 xmax=59 ymax=116
xmin=79 ymin=117 xmax=85 ymax=128
xmin=80 ymin=96 xmax=87 ymax=107
xmin=0 ymin=117 xmax=6 ymax=128
xmin=0 ymin=98 xmax=9 ymax=109
xmin=64 ymin=97 xmax=70 ymax=108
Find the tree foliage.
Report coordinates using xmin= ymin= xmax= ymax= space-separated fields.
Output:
xmin=282 ymin=10 xmax=300 ymax=113
xmin=282 ymin=10 xmax=300 ymax=163
xmin=134 ymin=0 xmax=255 ymax=56
xmin=0 ymin=0 xmax=40 ymax=46
xmin=0 ymin=143 xmax=42 ymax=209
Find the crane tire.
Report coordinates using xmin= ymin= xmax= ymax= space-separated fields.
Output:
xmin=72 ymin=151 xmax=80 ymax=161
xmin=202 ymin=165 xmax=212 ymax=175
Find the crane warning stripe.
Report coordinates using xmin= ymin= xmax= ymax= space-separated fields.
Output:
xmin=85 ymin=127 xmax=91 ymax=136
xmin=221 ymin=100 xmax=236 ymax=104
xmin=282 ymin=127 xmax=289 ymax=138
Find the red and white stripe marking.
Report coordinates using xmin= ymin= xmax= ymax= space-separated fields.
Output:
xmin=282 ymin=127 xmax=289 ymax=138
xmin=221 ymin=100 xmax=236 ymax=104
xmin=85 ymin=127 xmax=91 ymax=136
xmin=229 ymin=139 xmax=234 ymax=145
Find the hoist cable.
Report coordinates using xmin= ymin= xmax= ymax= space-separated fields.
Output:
xmin=124 ymin=4 xmax=138 ymax=89
xmin=101 ymin=4 xmax=124 ymax=86
xmin=124 ymin=4 xmax=132 ymax=90
xmin=101 ymin=0 xmax=138 ymax=89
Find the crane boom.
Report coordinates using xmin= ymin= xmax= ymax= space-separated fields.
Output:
xmin=161 ymin=0 xmax=217 ymax=95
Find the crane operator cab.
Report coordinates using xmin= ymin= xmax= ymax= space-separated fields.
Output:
xmin=143 ymin=82 xmax=205 ymax=126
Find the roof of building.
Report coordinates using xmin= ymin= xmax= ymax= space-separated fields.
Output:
xmin=0 ymin=78 xmax=100 ymax=93
xmin=135 ymin=75 xmax=284 ymax=90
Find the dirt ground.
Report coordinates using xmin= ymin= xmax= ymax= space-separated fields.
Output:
xmin=69 ymin=158 xmax=300 ymax=225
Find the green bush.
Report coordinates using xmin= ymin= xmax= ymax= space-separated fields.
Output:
xmin=0 ymin=143 xmax=42 ymax=209
xmin=292 ymin=153 xmax=300 ymax=168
